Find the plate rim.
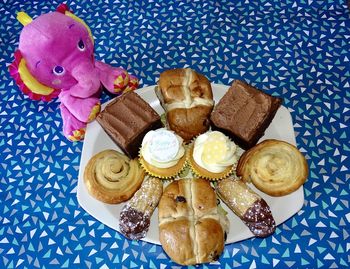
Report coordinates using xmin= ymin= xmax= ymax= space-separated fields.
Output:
xmin=77 ymin=83 xmax=304 ymax=245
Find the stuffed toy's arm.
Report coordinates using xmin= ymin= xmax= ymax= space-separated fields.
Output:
xmin=59 ymin=90 xmax=101 ymax=123
xmin=95 ymin=61 xmax=139 ymax=94
xmin=60 ymin=103 xmax=87 ymax=141
xmin=59 ymin=91 xmax=101 ymax=141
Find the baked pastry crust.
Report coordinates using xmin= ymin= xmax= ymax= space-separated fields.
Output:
xmin=159 ymin=219 xmax=196 ymax=264
xmin=217 ymin=178 xmax=276 ymax=237
xmin=119 ymin=177 xmax=163 ymax=240
xmin=156 ymin=68 xmax=214 ymax=142
xmin=237 ymin=139 xmax=308 ymax=196
xmin=84 ymin=149 xmax=145 ymax=204
xmin=158 ymin=178 xmax=224 ymax=265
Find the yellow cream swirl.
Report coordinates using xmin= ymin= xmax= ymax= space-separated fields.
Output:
xmin=193 ymin=131 xmax=237 ymax=173
xmin=141 ymin=128 xmax=185 ymax=168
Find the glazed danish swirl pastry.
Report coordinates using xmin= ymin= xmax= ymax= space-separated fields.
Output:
xmin=237 ymin=139 xmax=308 ymax=196
xmin=119 ymin=177 xmax=163 ymax=240
xmin=217 ymin=178 xmax=276 ymax=238
xmin=84 ymin=149 xmax=145 ymax=204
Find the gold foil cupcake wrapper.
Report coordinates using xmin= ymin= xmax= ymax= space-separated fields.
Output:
xmin=186 ymin=142 xmax=235 ymax=181
xmin=138 ymin=150 xmax=187 ymax=180
xmin=177 ymin=163 xmax=192 ymax=179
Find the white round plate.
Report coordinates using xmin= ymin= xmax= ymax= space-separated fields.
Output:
xmin=77 ymin=84 xmax=304 ymax=245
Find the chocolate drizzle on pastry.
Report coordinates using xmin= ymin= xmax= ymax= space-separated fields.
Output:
xmin=216 ymin=177 xmax=276 ymax=238
xmin=119 ymin=206 xmax=151 ymax=240
xmin=119 ymin=177 xmax=163 ymax=240
xmin=242 ymin=199 xmax=276 ymax=237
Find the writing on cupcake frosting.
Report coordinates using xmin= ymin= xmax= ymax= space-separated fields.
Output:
xmin=141 ymin=128 xmax=185 ymax=168
xmin=193 ymin=131 xmax=237 ymax=173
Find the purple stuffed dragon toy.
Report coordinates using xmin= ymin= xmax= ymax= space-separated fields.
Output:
xmin=9 ymin=4 xmax=138 ymax=141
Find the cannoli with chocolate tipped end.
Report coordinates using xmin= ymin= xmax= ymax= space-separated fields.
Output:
xmin=216 ymin=178 xmax=276 ymax=237
xmin=119 ymin=177 xmax=163 ymax=240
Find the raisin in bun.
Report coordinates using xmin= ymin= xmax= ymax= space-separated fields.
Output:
xmin=158 ymin=178 xmax=225 ymax=265
xmin=156 ymin=68 xmax=214 ymax=142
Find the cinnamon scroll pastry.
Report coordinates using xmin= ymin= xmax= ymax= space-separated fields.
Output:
xmin=237 ymin=139 xmax=308 ymax=196
xmin=156 ymin=68 xmax=214 ymax=142
xmin=84 ymin=150 xmax=145 ymax=204
xmin=217 ymin=178 xmax=276 ymax=238
xmin=119 ymin=177 xmax=163 ymax=240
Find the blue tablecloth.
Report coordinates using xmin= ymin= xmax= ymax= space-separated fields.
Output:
xmin=1 ymin=0 xmax=349 ymax=268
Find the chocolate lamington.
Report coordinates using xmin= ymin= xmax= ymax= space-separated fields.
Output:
xmin=97 ymin=91 xmax=162 ymax=158
xmin=210 ymin=80 xmax=282 ymax=149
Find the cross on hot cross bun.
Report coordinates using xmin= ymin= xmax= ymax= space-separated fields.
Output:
xmin=158 ymin=178 xmax=228 ymax=265
xmin=156 ymin=68 xmax=214 ymax=142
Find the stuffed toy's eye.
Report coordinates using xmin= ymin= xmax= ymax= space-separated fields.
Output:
xmin=78 ymin=39 xmax=85 ymax=51
xmin=53 ymin=65 xmax=65 ymax=76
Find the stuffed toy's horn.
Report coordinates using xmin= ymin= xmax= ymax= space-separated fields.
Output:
xmin=17 ymin=12 xmax=33 ymax=26
xmin=9 ymin=11 xmax=60 ymax=101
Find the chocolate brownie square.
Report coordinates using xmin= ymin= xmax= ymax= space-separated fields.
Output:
xmin=97 ymin=91 xmax=162 ymax=158
xmin=210 ymin=80 xmax=282 ymax=149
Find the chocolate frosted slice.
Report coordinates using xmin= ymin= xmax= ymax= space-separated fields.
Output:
xmin=97 ymin=91 xmax=162 ymax=159
xmin=119 ymin=206 xmax=150 ymax=240
xmin=210 ymin=80 xmax=282 ymax=149
xmin=242 ymin=199 xmax=276 ymax=237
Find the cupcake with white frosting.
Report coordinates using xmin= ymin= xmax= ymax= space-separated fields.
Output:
xmin=139 ymin=128 xmax=187 ymax=179
xmin=188 ymin=131 xmax=238 ymax=180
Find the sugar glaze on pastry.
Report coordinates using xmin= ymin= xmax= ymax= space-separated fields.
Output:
xmin=83 ymin=149 xmax=145 ymax=204
xmin=237 ymin=139 xmax=308 ymax=196
xmin=119 ymin=177 xmax=163 ymax=240
xmin=217 ymin=178 xmax=276 ymax=237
